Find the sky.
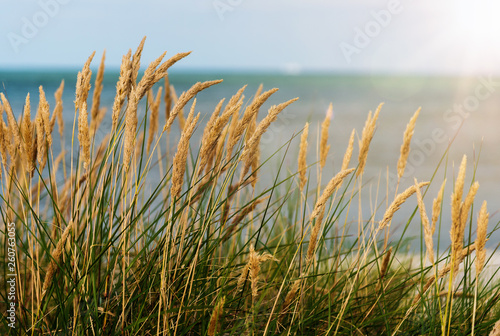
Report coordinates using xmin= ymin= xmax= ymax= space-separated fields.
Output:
xmin=2 ymin=0 xmax=500 ymax=75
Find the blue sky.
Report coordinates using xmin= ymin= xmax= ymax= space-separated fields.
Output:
xmin=1 ymin=0 xmax=500 ymax=74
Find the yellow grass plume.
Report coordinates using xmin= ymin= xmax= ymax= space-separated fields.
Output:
xmin=78 ymin=102 xmax=91 ymax=170
xmin=475 ymin=200 xmax=488 ymax=274
xmin=414 ymin=178 xmax=434 ymax=264
xmin=146 ymin=86 xmax=163 ymax=153
xmin=320 ymin=103 xmax=333 ymax=169
xmin=298 ymin=122 xmax=309 ymax=192
xmin=397 ymin=107 xmax=420 ymax=180
xmin=357 ymin=103 xmax=382 ymax=177
xmin=170 ymin=101 xmax=200 ymax=200
xmin=225 ymin=88 xmax=279 ymax=164
xmin=241 ymin=97 xmax=299 ymax=178
xmin=379 ymin=181 xmax=429 ymax=229
xmin=164 ymin=80 xmax=223 ymax=132
xmin=236 ymin=244 xmax=277 ymax=299
xmin=42 ymin=221 xmax=74 ymax=293
xmin=208 ymin=296 xmax=226 ymax=336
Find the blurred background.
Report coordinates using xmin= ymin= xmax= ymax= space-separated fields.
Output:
xmin=1 ymin=0 xmax=499 ymax=246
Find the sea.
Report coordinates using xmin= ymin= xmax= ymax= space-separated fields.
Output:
xmin=1 ymin=69 xmax=500 ymax=249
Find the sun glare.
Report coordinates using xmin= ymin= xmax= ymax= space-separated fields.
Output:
xmin=452 ymin=3 xmax=500 ymax=47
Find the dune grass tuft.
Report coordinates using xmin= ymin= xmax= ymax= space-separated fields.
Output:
xmin=1 ymin=39 xmax=500 ymax=335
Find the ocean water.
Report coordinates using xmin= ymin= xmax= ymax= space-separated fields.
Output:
xmin=1 ymin=70 xmax=499 ymax=247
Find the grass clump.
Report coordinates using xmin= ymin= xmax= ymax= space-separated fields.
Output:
xmin=1 ymin=38 xmax=500 ymax=335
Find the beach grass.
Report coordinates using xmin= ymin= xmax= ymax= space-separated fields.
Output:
xmin=1 ymin=39 xmax=500 ymax=335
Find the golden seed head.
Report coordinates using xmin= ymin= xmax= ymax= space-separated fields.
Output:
xmin=241 ymin=97 xmax=299 ymax=177
xmin=77 ymin=101 xmax=91 ymax=170
xmin=298 ymin=122 xmax=309 ymax=192
xmin=414 ymin=178 xmax=434 ymax=264
xmin=320 ymin=103 xmax=333 ymax=169
xmin=379 ymin=181 xmax=429 ymax=229
xmin=54 ymin=80 xmax=65 ymax=138
xmin=164 ymin=80 xmax=223 ymax=132
xmin=397 ymin=107 xmax=420 ymax=180
xmin=207 ymin=296 xmax=226 ymax=336
xmin=146 ymin=86 xmax=163 ymax=153
xmin=357 ymin=103 xmax=382 ymax=177
xmin=475 ymin=200 xmax=488 ymax=274
xmin=431 ymin=179 xmax=446 ymax=233
xmin=171 ymin=102 xmax=200 ymax=200
xmin=380 ymin=247 xmax=393 ymax=279
xmin=310 ymin=168 xmax=355 ymax=221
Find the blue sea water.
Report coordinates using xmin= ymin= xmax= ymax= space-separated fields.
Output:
xmin=1 ymin=70 xmax=499 ymax=247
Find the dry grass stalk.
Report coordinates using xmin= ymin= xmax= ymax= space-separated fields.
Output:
xmin=342 ymin=129 xmax=355 ymax=172
xmin=458 ymin=181 xmax=479 ymax=235
xmin=38 ymin=86 xmax=53 ymax=147
xmin=213 ymin=124 xmax=229 ymax=173
xmin=164 ymin=80 xmax=223 ymax=132
xmin=130 ymin=37 xmax=146 ymax=86
xmin=42 ymin=221 xmax=74 ymax=293
xmin=90 ymin=51 xmax=106 ymax=124
xmin=451 ymin=155 xmax=467 ymax=245
xmin=280 ymin=279 xmax=302 ymax=318
xmin=112 ymin=50 xmax=132 ymax=130
xmin=432 ymin=179 xmax=446 ymax=233
xmin=122 ymin=87 xmax=141 ymax=171
xmin=170 ymin=86 xmax=185 ymax=131
xmin=207 ymin=296 xmax=226 ymax=336
xmin=1 ymin=93 xmax=23 ymax=155
xmin=307 ymin=207 xmax=325 ymax=261
xmin=298 ymin=122 xmax=309 ymax=192
xmin=54 ymin=80 xmax=65 ymax=137
xmin=225 ymin=88 xmax=278 ymax=164
xmin=338 ymin=128 xmax=355 ymax=190
xmin=0 ymin=108 xmax=8 ymax=167
xmin=89 ymin=54 xmax=107 ymax=136
xmin=35 ymin=113 xmax=45 ymax=167
xmin=379 ymin=181 xmax=429 ymax=229
xmin=226 ymin=98 xmax=241 ymax=160
xmin=397 ymin=107 xmax=420 ymax=180
xmin=199 ymin=98 xmax=225 ymax=170
xmin=199 ymin=86 xmax=246 ymax=173
xmin=153 ymin=51 xmax=191 ymax=83
xmin=489 ymin=319 xmax=500 ymax=336
xmin=78 ymin=102 xmax=91 ymax=170
xmin=245 ymin=85 xmax=263 ymax=144
xmin=310 ymin=168 xmax=355 ymax=221
xmin=21 ymin=94 xmax=34 ymax=174
xmin=146 ymin=86 xmax=163 ymax=153
xmin=164 ymin=74 xmax=172 ymax=121
xmin=413 ymin=244 xmax=476 ymax=305
xmin=241 ymin=97 xmax=299 ymax=177
xmin=357 ymin=103 xmax=382 ymax=177
xmin=414 ymin=178 xmax=434 ymax=264
xmin=236 ymin=244 xmax=277 ymax=298
xmin=75 ymin=52 xmax=95 ymax=112
xmin=134 ymin=51 xmax=168 ymax=101
xmin=476 ymin=201 xmax=488 ymax=274
xmin=380 ymin=246 xmax=392 ymax=280
xmin=320 ymin=103 xmax=333 ymax=169
xmin=170 ymin=102 xmax=200 ymax=200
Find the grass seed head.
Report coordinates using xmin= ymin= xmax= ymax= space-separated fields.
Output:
xmin=357 ymin=103 xmax=382 ymax=177
xmin=379 ymin=181 xmax=429 ymax=229
xmin=320 ymin=103 xmax=333 ymax=169
xmin=414 ymin=178 xmax=434 ymax=264
xmin=397 ymin=107 xmax=420 ymax=180
xmin=476 ymin=200 xmax=489 ymax=274
xmin=298 ymin=122 xmax=309 ymax=192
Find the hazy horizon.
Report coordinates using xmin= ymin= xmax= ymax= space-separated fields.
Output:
xmin=2 ymin=1 xmax=500 ymax=75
